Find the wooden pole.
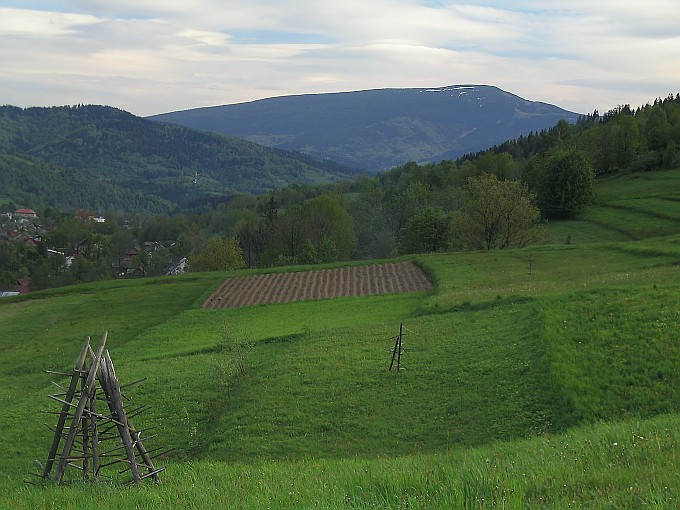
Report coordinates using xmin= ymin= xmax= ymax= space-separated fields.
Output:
xmin=53 ymin=332 xmax=108 ymax=483
xmin=98 ymin=350 xmax=142 ymax=484
xmin=389 ymin=335 xmax=399 ymax=371
xmin=389 ymin=323 xmax=404 ymax=372
xmin=396 ymin=323 xmax=403 ymax=372
xmin=90 ymin=387 xmax=100 ymax=480
xmin=82 ymin=367 xmax=90 ymax=481
xmin=128 ymin=416 xmax=160 ymax=483
xmin=42 ymin=337 xmax=91 ymax=479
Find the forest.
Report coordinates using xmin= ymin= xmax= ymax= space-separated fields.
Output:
xmin=0 ymin=104 xmax=357 ymax=212
xmin=1 ymin=93 xmax=679 ymax=292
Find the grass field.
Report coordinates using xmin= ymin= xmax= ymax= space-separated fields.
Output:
xmin=545 ymin=169 xmax=680 ymax=244
xmin=1 ymin=169 xmax=680 ymax=508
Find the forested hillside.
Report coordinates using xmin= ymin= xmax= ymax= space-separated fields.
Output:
xmin=0 ymin=105 xmax=357 ymax=213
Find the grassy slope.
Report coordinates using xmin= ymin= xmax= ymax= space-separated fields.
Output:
xmin=545 ymin=169 xmax=680 ymax=243
xmin=1 ymin=170 xmax=680 ymax=508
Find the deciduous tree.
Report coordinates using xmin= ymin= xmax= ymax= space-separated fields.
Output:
xmin=400 ymin=206 xmax=451 ymax=254
xmin=535 ymin=148 xmax=595 ymax=218
xmin=299 ymin=195 xmax=357 ymax=261
xmin=452 ymin=174 xmax=543 ymax=250
xmin=190 ymin=236 xmax=244 ymax=272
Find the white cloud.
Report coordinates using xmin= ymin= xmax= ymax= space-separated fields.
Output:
xmin=0 ymin=7 xmax=102 ymax=36
xmin=0 ymin=1 xmax=679 ymax=116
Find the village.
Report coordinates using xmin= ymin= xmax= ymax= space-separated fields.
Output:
xmin=0 ymin=208 xmax=188 ymax=296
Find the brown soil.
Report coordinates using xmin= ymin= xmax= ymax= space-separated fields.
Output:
xmin=202 ymin=261 xmax=433 ymax=309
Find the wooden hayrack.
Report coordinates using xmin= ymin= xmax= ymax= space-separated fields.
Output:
xmin=38 ymin=332 xmax=167 ymax=484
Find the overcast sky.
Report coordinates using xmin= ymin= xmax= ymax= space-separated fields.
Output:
xmin=1 ymin=1 xmax=678 ymax=117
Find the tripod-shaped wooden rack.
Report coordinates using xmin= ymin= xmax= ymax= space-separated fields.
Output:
xmin=40 ymin=332 xmax=165 ymax=484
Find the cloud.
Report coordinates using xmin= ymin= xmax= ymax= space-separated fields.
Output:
xmin=1 ymin=1 xmax=679 ymax=116
xmin=0 ymin=7 xmax=102 ymax=36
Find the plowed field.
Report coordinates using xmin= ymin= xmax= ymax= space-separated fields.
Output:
xmin=203 ymin=261 xmax=432 ymax=309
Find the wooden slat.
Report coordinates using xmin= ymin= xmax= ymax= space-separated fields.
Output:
xmin=42 ymin=337 xmax=91 ymax=479
xmin=127 ymin=419 xmax=160 ymax=483
xmin=90 ymin=388 xmax=100 ymax=480
xmin=53 ymin=332 xmax=108 ymax=483
xmin=98 ymin=350 xmax=142 ymax=484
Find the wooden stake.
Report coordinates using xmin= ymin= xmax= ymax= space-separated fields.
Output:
xmin=42 ymin=337 xmax=91 ymax=479
xmin=98 ymin=350 xmax=142 ymax=484
xmin=53 ymin=332 xmax=108 ymax=483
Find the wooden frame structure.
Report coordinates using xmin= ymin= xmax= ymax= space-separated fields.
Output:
xmin=40 ymin=332 xmax=166 ymax=484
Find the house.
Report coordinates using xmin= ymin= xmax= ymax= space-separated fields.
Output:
xmin=143 ymin=241 xmax=165 ymax=253
xmin=121 ymin=246 xmax=140 ymax=269
xmin=20 ymin=235 xmax=40 ymax=248
xmin=165 ymin=257 xmax=188 ymax=276
xmin=15 ymin=208 xmax=37 ymax=218
xmin=74 ymin=210 xmax=95 ymax=222
xmin=15 ymin=278 xmax=30 ymax=294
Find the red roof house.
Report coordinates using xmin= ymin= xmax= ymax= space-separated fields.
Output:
xmin=15 ymin=208 xmax=38 ymax=218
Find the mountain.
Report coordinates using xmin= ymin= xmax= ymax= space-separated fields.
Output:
xmin=0 ymin=105 xmax=357 ymax=213
xmin=149 ymin=85 xmax=581 ymax=172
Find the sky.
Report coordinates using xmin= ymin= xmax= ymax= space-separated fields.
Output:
xmin=1 ymin=1 xmax=679 ymax=117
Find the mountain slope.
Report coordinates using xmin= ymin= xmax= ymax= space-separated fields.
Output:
xmin=0 ymin=105 xmax=357 ymax=212
xmin=150 ymin=85 xmax=581 ymax=171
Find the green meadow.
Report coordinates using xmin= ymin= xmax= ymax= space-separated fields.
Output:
xmin=2 ymin=169 xmax=680 ymax=508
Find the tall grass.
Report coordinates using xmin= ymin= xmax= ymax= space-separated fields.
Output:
xmin=7 ymin=414 xmax=679 ymax=509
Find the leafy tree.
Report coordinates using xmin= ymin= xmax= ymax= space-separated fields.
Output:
xmin=110 ymin=229 xmax=134 ymax=269
xmin=317 ymin=236 xmax=339 ymax=263
xmin=389 ymin=181 xmax=429 ymax=238
xmin=644 ymin=106 xmax=672 ymax=151
xmin=534 ymin=148 xmax=595 ymax=218
xmin=662 ymin=141 xmax=679 ymax=169
xmin=141 ymin=247 xmax=171 ymax=276
xmin=299 ymin=195 xmax=357 ymax=261
xmin=265 ymin=205 xmax=305 ymax=264
xmin=613 ymin=114 xmax=640 ymax=169
xmin=47 ymin=216 xmax=86 ymax=252
xmin=452 ymin=174 xmax=543 ymax=250
xmin=400 ymin=206 xmax=451 ymax=254
xmin=139 ymin=214 xmax=189 ymax=243
xmin=235 ymin=212 xmax=267 ymax=268
xmin=368 ymin=230 xmax=397 ymax=259
xmin=298 ymin=240 xmax=319 ymax=265
xmin=347 ymin=178 xmax=391 ymax=259
xmin=68 ymin=256 xmax=109 ymax=284
xmin=190 ymin=236 xmax=244 ymax=272
xmin=475 ymin=152 xmax=518 ymax=180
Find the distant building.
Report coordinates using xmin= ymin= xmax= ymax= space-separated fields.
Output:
xmin=75 ymin=210 xmax=96 ymax=222
xmin=15 ymin=278 xmax=30 ymax=294
xmin=165 ymin=257 xmax=188 ymax=276
xmin=15 ymin=208 xmax=37 ymax=218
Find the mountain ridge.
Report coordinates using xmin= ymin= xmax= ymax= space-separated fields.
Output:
xmin=149 ymin=85 xmax=581 ymax=171
xmin=0 ymin=104 xmax=357 ymax=213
